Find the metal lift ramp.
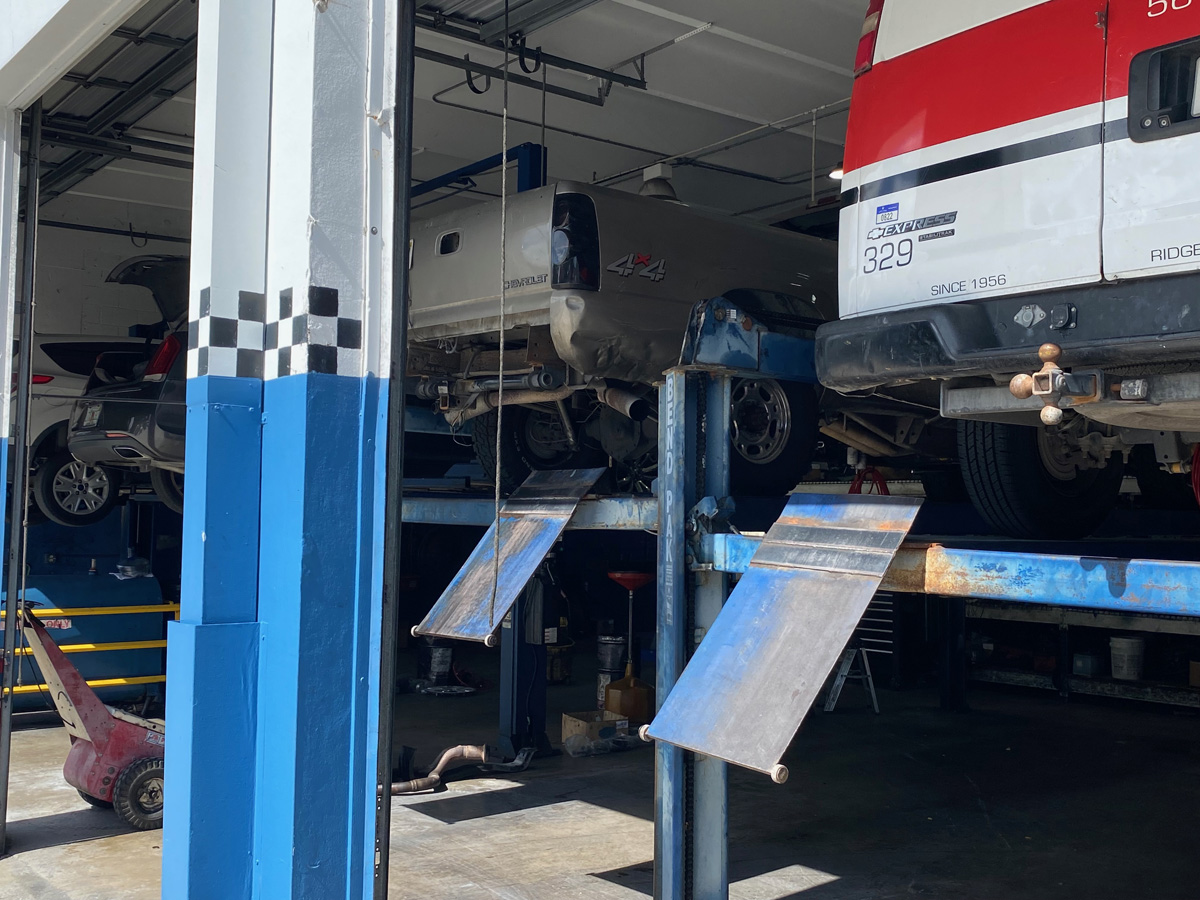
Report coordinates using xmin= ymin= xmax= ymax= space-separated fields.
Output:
xmin=647 ymin=492 xmax=922 ymax=781
xmin=413 ymin=468 xmax=606 ymax=644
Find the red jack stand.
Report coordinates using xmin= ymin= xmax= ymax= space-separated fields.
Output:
xmin=17 ymin=604 xmax=165 ymax=830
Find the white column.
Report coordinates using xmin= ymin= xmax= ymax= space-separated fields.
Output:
xmin=161 ymin=0 xmax=274 ymax=896
xmin=253 ymin=0 xmax=396 ymax=896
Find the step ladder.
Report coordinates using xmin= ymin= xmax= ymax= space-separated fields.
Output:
xmin=824 ymin=643 xmax=878 ymax=714
xmin=647 ymin=493 xmax=921 ymax=781
xmin=413 ymin=467 xmax=606 ymax=644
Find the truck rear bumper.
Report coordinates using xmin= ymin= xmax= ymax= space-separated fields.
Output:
xmin=816 ymin=273 xmax=1200 ymax=392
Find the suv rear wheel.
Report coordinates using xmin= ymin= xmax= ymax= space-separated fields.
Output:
xmin=150 ymin=468 xmax=184 ymax=515
xmin=32 ymin=450 xmax=120 ymax=527
xmin=957 ymin=419 xmax=1124 ymax=539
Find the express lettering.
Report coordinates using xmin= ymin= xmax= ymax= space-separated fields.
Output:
xmin=868 ymin=212 xmax=958 ymax=241
xmin=1151 ymin=243 xmax=1200 ymax=262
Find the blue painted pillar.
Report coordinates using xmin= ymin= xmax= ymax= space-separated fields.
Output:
xmin=655 ymin=370 xmax=696 ymax=900
xmin=162 ymin=1 xmax=273 ymax=896
xmin=693 ymin=375 xmax=730 ymax=900
xmin=252 ymin=2 xmax=395 ymax=898
xmin=655 ymin=371 xmax=731 ymax=900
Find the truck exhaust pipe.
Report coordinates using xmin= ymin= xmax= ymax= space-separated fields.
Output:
xmin=594 ymin=382 xmax=650 ymax=421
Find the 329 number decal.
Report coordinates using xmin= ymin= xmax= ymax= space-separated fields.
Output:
xmin=863 ymin=239 xmax=914 ymax=275
xmin=1149 ymin=0 xmax=1191 ymax=16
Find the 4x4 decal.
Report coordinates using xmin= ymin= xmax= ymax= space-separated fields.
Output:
xmin=607 ymin=253 xmax=667 ymax=282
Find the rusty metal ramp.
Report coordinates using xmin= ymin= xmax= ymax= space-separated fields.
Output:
xmin=413 ymin=468 xmax=606 ymax=644
xmin=647 ymin=493 xmax=922 ymax=779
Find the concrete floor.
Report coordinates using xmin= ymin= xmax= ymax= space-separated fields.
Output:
xmin=2 ymin=647 xmax=1198 ymax=899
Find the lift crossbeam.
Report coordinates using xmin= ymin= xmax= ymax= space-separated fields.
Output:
xmin=402 ymin=494 xmax=656 ymax=529
xmin=705 ymin=535 xmax=1200 ymax=617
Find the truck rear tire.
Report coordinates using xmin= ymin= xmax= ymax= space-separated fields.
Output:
xmin=957 ymin=419 xmax=1123 ymax=540
xmin=473 ymin=406 xmax=605 ymax=496
xmin=729 ymin=378 xmax=819 ymax=496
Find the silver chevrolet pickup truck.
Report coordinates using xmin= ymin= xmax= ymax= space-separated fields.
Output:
xmin=408 ymin=181 xmax=838 ymax=494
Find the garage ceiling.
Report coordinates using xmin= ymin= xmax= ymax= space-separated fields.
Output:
xmin=33 ymin=0 xmax=866 ymax=238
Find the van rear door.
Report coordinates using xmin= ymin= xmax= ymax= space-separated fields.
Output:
xmin=1102 ymin=1 xmax=1200 ymax=280
xmin=841 ymin=0 xmax=1108 ymax=317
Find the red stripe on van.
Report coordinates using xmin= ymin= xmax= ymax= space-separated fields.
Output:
xmin=1106 ymin=2 xmax=1200 ymax=97
xmin=845 ymin=0 xmax=1107 ymax=174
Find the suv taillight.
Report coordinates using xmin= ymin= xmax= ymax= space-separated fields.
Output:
xmin=550 ymin=193 xmax=600 ymax=291
xmin=854 ymin=0 xmax=885 ymax=77
xmin=143 ymin=334 xmax=181 ymax=382
xmin=11 ymin=374 xmax=53 ymax=389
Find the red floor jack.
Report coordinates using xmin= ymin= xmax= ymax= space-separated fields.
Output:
xmin=14 ymin=603 xmax=165 ymax=830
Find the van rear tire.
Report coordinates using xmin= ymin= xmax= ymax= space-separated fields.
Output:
xmin=957 ymin=419 xmax=1123 ymax=540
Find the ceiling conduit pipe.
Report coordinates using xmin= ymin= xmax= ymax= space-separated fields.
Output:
xmin=591 ymin=98 xmax=851 ymax=189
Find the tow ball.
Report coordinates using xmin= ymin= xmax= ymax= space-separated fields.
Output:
xmin=14 ymin=603 xmax=166 ymax=830
xmin=1009 ymin=343 xmax=1100 ymax=425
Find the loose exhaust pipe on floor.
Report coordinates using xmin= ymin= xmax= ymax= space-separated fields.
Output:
xmin=389 ymin=744 xmax=491 ymax=795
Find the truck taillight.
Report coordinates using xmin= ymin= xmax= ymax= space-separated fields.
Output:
xmin=143 ymin=334 xmax=181 ymax=382
xmin=550 ymin=193 xmax=600 ymax=291
xmin=854 ymin=0 xmax=885 ymax=77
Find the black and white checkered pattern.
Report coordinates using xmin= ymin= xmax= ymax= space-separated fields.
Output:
xmin=264 ymin=286 xmax=362 ymax=379
xmin=188 ymin=285 xmax=363 ymax=380
xmin=188 ymin=288 xmax=267 ymax=378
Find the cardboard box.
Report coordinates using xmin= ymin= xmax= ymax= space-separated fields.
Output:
xmin=562 ymin=710 xmax=629 ymax=743
xmin=1189 ymin=660 xmax=1200 ymax=688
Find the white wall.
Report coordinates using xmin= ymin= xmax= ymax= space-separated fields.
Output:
xmin=32 ymin=225 xmax=185 ymax=336
xmin=0 ymin=0 xmax=149 ymax=108
xmin=0 ymin=108 xmax=20 ymax=436
xmin=33 ymin=188 xmax=190 ymax=335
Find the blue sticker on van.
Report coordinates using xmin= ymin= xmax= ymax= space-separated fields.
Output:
xmin=876 ymin=203 xmax=899 ymax=224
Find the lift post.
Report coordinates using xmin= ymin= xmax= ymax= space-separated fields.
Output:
xmin=653 ymin=295 xmax=828 ymax=900
xmin=410 ymin=139 xmax=550 ymax=759
xmin=654 ymin=366 xmax=732 ymax=900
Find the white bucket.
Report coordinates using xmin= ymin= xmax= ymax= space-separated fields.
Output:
xmin=1109 ymin=636 xmax=1145 ymax=681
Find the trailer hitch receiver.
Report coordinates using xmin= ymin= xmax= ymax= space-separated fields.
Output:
xmin=1009 ymin=343 xmax=1100 ymax=425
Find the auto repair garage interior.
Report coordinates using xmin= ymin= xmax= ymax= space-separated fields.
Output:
xmin=0 ymin=1 xmax=1198 ymax=899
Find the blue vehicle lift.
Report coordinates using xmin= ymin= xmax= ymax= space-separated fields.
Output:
xmin=402 ymin=291 xmax=1200 ymax=900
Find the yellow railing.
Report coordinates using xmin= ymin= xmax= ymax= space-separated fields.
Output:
xmin=12 ymin=674 xmax=166 ymax=695
xmin=6 ymin=602 xmax=178 ymax=699
xmin=14 ymin=639 xmax=168 ymax=656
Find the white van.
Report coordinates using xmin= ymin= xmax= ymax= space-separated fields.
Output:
xmin=817 ymin=0 xmax=1200 ymax=537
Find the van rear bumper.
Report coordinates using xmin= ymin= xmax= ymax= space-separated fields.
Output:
xmin=816 ymin=273 xmax=1200 ymax=391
